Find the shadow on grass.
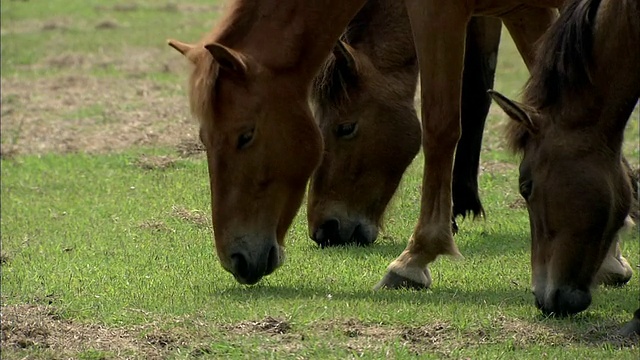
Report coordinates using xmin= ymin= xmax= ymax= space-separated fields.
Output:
xmin=301 ymin=229 xmax=530 ymax=261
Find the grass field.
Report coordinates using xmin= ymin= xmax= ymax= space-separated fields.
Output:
xmin=1 ymin=1 xmax=639 ymax=359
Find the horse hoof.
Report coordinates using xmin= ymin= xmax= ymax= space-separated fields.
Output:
xmin=373 ymin=269 xmax=431 ymax=290
xmin=619 ymin=316 xmax=640 ymax=337
xmin=597 ymin=258 xmax=633 ymax=287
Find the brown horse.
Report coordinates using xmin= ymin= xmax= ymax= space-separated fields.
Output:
xmin=168 ymin=0 xmax=562 ymax=286
xmin=489 ymin=0 xmax=639 ymax=332
xmin=307 ymin=0 xmax=503 ymax=247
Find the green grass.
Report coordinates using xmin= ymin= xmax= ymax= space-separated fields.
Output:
xmin=2 ymin=148 xmax=638 ymax=358
xmin=2 ymin=0 xmax=639 ymax=359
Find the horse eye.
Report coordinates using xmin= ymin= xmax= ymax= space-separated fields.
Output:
xmin=237 ymin=129 xmax=254 ymax=150
xmin=336 ymin=122 xmax=358 ymax=139
xmin=519 ymin=180 xmax=533 ymax=200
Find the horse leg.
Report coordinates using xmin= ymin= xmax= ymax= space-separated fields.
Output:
xmin=452 ymin=16 xmax=502 ymax=230
xmin=500 ymin=7 xmax=558 ymax=71
xmin=375 ymin=0 xmax=471 ymax=290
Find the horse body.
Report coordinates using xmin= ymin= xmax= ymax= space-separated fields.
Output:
xmin=170 ymin=0 xmax=564 ymax=286
xmin=307 ymin=0 xmax=503 ymax=247
xmin=491 ymin=0 xmax=639 ymax=329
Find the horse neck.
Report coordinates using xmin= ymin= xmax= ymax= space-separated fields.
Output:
xmin=344 ymin=0 xmax=417 ymax=72
xmin=589 ymin=0 xmax=640 ymax=140
xmin=214 ymin=0 xmax=368 ymax=82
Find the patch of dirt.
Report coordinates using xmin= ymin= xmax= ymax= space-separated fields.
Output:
xmin=480 ymin=160 xmax=516 ymax=175
xmin=0 ymin=74 xmax=199 ymax=156
xmin=138 ymin=220 xmax=175 ymax=233
xmin=95 ymin=20 xmax=120 ymax=30
xmin=134 ymin=155 xmax=177 ymax=170
xmin=2 ymin=307 xmax=636 ymax=358
xmin=225 ymin=316 xmax=292 ymax=335
xmin=176 ymin=138 xmax=206 ymax=158
xmin=1 ymin=304 xmax=166 ymax=358
xmin=508 ymin=197 xmax=527 ymax=210
xmin=171 ymin=206 xmax=210 ymax=228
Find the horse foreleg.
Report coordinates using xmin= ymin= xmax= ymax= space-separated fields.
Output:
xmin=501 ymin=7 xmax=558 ymax=70
xmin=375 ymin=0 xmax=471 ymax=290
xmin=452 ymin=17 xmax=502 ymax=228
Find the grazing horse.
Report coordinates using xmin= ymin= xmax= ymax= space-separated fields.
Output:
xmin=308 ymin=0 xmax=633 ymax=290
xmin=307 ymin=0 xmax=503 ymax=247
xmin=489 ymin=0 xmax=639 ymax=333
xmin=168 ymin=0 xmax=563 ymax=286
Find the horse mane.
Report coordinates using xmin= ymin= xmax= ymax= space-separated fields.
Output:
xmin=507 ymin=0 xmax=602 ymax=152
xmin=310 ymin=2 xmax=378 ymax=113
xmin=188 ymin=0 xmax=258 ymax=124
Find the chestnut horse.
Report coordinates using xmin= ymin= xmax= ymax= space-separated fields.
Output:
xmin=307 ymin=0 xmax=503 ymax=247
xmin=168 ymin=0 xmax=563 ymax=286
xmin=490 ymin=0 xmax=639 ymax=333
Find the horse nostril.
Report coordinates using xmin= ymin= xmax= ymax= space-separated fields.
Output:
xmin=313 ymin=218 xmax=341 ymax=247
xmin=230 ymin=252 xmax=249 ymax=280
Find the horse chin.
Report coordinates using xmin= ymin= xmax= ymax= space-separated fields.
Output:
xmin=311 ymin=216 xmax=378 ymax=248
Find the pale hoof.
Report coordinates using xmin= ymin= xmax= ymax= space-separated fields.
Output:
xmin=373 ymin=268 xmax=431 ymax=291
xmin=596 ymin=256 xmax=633 ymax=287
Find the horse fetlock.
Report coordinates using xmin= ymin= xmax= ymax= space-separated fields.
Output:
xmin=411 ymin=226 xmax=463 ymax=260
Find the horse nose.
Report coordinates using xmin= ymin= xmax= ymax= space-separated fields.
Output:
xmin=350 ymin=224 xmax=375 ymax=246
xmin=229 ymin=244 xmax=280 ymax=285
xmin=535 ymin=286 xmax=592 ymax=316
xmin=312 ymin=218 xmax=341 ymax=247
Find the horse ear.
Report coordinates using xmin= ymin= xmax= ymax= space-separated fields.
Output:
xmin=488 ymin=90 xmax=537 ymax=132
xmin=167 ymin=39 xmax=195 ymax=58
xmin=333 ymin=40 xmax=358 ymax=73
xmin=205 ymin=43 xmax=247 ymax=76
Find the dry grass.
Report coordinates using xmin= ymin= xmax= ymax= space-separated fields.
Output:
xmin=170 ymin=205 xmax=210 ymax=228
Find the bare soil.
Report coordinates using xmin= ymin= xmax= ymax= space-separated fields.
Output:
xmin=0 ymin=73 xmax=202 ymax=158
xmin=2 ymin=301 xmax=637 ymax=359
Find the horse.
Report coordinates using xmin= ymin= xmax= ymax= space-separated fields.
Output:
xmin=168 ymin=0 xmax=564 ymax=286
xmin=307 ymin=0 xmax=503 ymax=247
xmin=489 ymin=0 xmax=639 ymax=334
xmin=308 ymin=0 xmax=634 ymax=290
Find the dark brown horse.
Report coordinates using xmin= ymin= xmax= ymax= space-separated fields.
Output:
xmin=490 ymin=0 xmax=639 ymax=334
xmin=168 ymin=0 xmax=562 ymax=286
xmin=307 ymin=0 xmax=502 ymax=247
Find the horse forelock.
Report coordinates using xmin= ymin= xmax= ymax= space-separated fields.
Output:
xmin=523 ymin=0 xmax=602 ymax=110
xmin=505 ymin=119 xmax=532 ymax=154
xmin=311 ymin=52 xmax=355 ymax=115
xmin=185 ymin=0 xmax=262 ymax=126
xmin=189 ymin=51 xmax=219 ymax=125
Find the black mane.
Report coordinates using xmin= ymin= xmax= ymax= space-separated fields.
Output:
xmin=523 ymin=0 xmax=602 ymax=109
